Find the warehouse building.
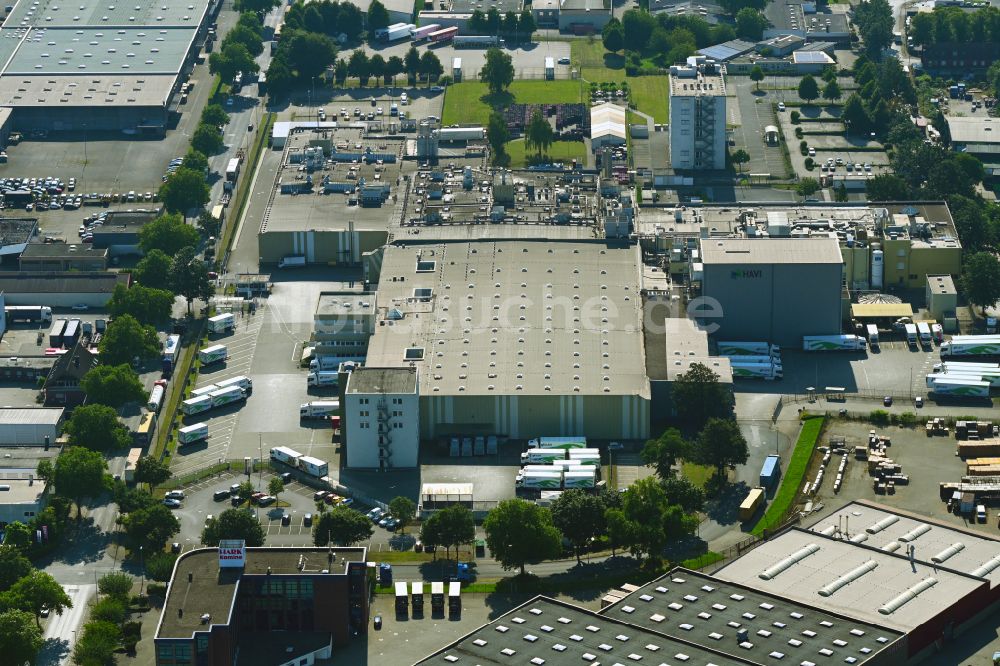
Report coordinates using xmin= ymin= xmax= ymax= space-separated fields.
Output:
xmin=699 ymin=237 xmax=843 ymax=346
xmin=669 ymin=65 xmax=727 ymax=170
xmin=344 ymin=366 xmax=419 ymax=469
xmin=344 ymin=0 xmax=414 ymax=24
xmin=154 ymin=546 xmax=369 ymax=666
xmin=362 ymin=239 xmax=651 ymax=441
xmin=713 ymin=526 xmax=995 ymax=659
xmin=0 ymin=272 xmax=130 ymax=307
xmin=0 ymin=218 xmax=37 ymax=257
xmin=312 ymin=291 xmax=377 ymax=361
xmin=763 ymin=0 xmax=850 ymax=41
xmin=0 ymin=0 xmax=220 ymax=133
xmin=0 ymin=407 xmax=63 ymax=445
xmin=19 ymin=244 xmax=109 ymax=272
xmin=558 ymin=0 xmax=613 ymax=32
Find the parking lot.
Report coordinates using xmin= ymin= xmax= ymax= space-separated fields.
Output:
xmin=729 ymin=80 xmax=789 ymax=177
xmin=361 ymin=40 xmax=572 ymax=80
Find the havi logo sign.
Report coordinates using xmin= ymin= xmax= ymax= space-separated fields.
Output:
xmin=730 ymin=269 xmax=763 ymax=279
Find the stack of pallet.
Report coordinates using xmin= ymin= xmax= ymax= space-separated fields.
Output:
xmin=956 ymin=420 xmax=999 ymax=440
xmin=966 ymin=457 xmax=1000 ymax=477
xmin=866 ymin=430 xmax=908 ymax=494
xmin=956 ymin=439 xmax=1000 ymax=458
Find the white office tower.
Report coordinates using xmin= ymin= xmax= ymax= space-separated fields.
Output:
xmin=669 ymin=64 xmax=727 ymax=170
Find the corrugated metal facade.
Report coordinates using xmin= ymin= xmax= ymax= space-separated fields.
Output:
xmin=258 ymin=229 xmax=388 ymax=264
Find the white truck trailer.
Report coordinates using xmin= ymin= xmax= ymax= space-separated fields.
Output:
xmin=917 ymin=322 xmax=933 ymax=346
xmin=210 ymin=386 xmax=246 ymax=408
xmin=207 ymin=313 xmax=235 ymax=334
xmin=563 ymin=470 xmax=597 ymax=489
xmin=940 ymin=335 xmax=1000 ymax=358
xmin=928 ymin=377 xmax=991 ymax=398
xmin=520 ymin=449 xmax=565 ymax=464
xmin=526 ymin=436 xmax=587 ymax=450
xmin=803 ymin=335 xmax=866 ymax=352
xmin=904 ymin=323 xmax=918 ymax=348
xmin=147 ymin=384 xmax=165 ymax=412
xmin=307 ymin=371 xmax=339 ymax=387
xmin=928 ymin=371 xmax=1000 ymax=388
xmin=215 ymin=376 xmax=253 ymax=393
xmin=270 ymin=446 xmax=303 ymax=465
xmin=730 ymin=363 xmax=783 ymax=380
xmin=198 ymin=344 xmax=228 ymax=365
xmin=516 ymin=470 xmax=563 ymax=489
xmin=308 ymin=356 xmax=342 ymax=371
xmin=178 ymin=422 xmax=209 ymax=445
xmin=181 ymin=394 xmax=213 ymax=416
xmin=297 ymin=455 xmax=329 ymax=478
xmin=866 ymin=324 xmax=879 ymax=349
xmin=717 ymin=341 xmax=780 ymax=356
xmin=300 ymin=400 xmax=340 ymax=419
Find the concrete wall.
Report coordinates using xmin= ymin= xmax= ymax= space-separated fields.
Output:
xmin=2 ymin=291 xmax=117 ymax=308
xmin=558 ymin=8 xmax=613 ymax=32
xmin=420 ymin=393 xmax=650 ymax=441
xmin=701 ymin=260 xmax=843 ymax=345
xmin=0 ymin=496 xmax=45 ymax=525
xmin=344 ymin=391 xmax=419 ymax=468
xmin=258 ymin=230 xmax=389 ymax=265
xmin=14 ymin=106 xmax=168 ymax=134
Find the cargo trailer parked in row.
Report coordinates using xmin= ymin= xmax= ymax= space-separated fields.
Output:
xmin=802 ymin=335 xmax=866 ymax=352
xmin=178 ymin=422 xmax=209 ymax=445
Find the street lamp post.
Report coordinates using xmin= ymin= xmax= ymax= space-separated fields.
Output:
xmin=139 ymin=546 xmax=145 ymax=595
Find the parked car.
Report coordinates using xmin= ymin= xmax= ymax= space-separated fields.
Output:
xmin=281 ymin=513 xmax=291 ymax=526
xmin=213 ymin=489 xmax=230 ymax=501
xmin=280 ymin=472 xmax=292 ymax=484
xmin=165 ymin=490 xmax=185 ymax=500
xmin=304 ymin=513 xmax=313 ymax=526
xmin=977 ymin=504 xmax=987 ymax=523
xmin=777 ymin=102 xmax=786 ymax=112
xmin=163 ymin=498 xmax=182 ymax=509
xmin=258 ymin=495 xmax=276 ymax=507
xmin=313 ymin=490 xmax=328 ymax=501
xmin=883 ymin=396 xmax=893 ymax=407
xmin=374 ymin=615 xmax=382 ymax=630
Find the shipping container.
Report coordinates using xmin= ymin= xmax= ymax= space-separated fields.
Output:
xmin=930 ymin=377 xmax=990 ymax=398
xmin=48 ymin=318 xmax=66 ymax=347
xmin=527 ymin=436 xmax=587 ymax=449
xmin=428 ymin=26 xmax=458 ymax=42
xmin=759 ymin=454 xmax=781 ymax=492
xmin=297 ymin=455 xmax=329 ymax=478
xmin=162 ymin=334 xmax=181 ymax=373
xmin=62 ymin=319 xmax=81 ymax=347
xmin=739 ymin=487 xmax=765 ymax=521
xmin=410 ymin=24 xmax=440 ymax=41
xmin=448 ymin=581 xmax=461 ymax=617
xmin=209 ymin=386 xmax=246 ymax=408
xmin=717 ymin=341 xmax=780 ymax=356
xmin=190 ymin=384 xmax=219 ymax=398
xmin=395 ymin=581 xmax=409 ymax=616
xmin=299 ymin=400 xmax=340 ymax=419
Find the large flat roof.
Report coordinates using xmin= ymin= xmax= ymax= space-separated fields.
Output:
xmin=346 ymin=366 xmax=418 ymax=394
xmin=713 ymin=527 xmax=988 ymax=632
xmin=364 ymin=240 xmax=650 ymax=398
xmin=0 ymin=271 xmax=128 ymax=292
xmin=601 ymin=568 xmax=904 ymax=665
xmin=0 ymin=407 xmax=62 ymax=426
xmin=701 ymin=237 xmax=843 ymax=265
xmin=417 ymin=595 xmax=759 ymax=666
xmin=946 ymin=116 xmax=1000 ymax=145
xmin=5 ymin=0 xmax=211 ymax=28
xmin=315 ymin=291 xmax=376 ymax=317
xmin=156 ymin=547 xmax=366 ymax=640
xmin=21 ymin=242 xmax=108 ymax=258
xmin=0 ymin=476 xmax=46 ymax=504
xmin=805 ymin=500 xmax=1000 ymax=589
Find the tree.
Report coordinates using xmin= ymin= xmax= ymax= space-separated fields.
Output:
xmin=234 ymin=0 xmax=278 ymax=12
xmin=661 ymin=476 xmax=705 ymax=513
xmin=7 ymin=570 xmax=72 ymax=626
xmin=97 ymin=572 xmax=134 ymax=601
xmin=386 ymin=55 xmax=404 ymax=85
xmin=169 ymin=246 xmax=215 ymax=315
xmin=518 ymin=9 xmax=536 ymax=41
xmin=950 ymin=194 xmax=991 ymax=251
xmin=525 ymin=108 xmax=554 ymax=158
xmin=842 ymin=93 xmax=871 ymax=135
xmin=181 ymin=149 xmax=209 ymax=177
xmin=616 ymin=477 xmax=698 ymax=561
xmin=196 ymin=210 xmax=220 ymax=239
xmin=692 ymin=417 xmax=749 ymax=480
xmin=112 ymin=481 xmax=155 ymax=514
xmin=89 ymin=597 xmax=127 ymax=626
xmin=602 ymin=17 xmax=625 ymax=53
xmin=865 ymin=173 xmax=910 ymax=201
xmin=65 ymin=404 xmax=132 ymax=452
xmin=236 ymin=481 xmax=255 ymax=505
xmin=671 ymin=363 xmax=733 ymax=427
xmin=368 ymin=54 xmax=386 ymax=86
xmin=484 ymin=499 xmax=562 ymax=575
xmin=285 ymin=31 xmax=336 ymax=79
xmin=0 ymin=609 xmax=43 ymax=666
xmin=313 ymin=506 xmax=373 ymax=546
xmin=160 ymin=166 xmax=211 ymax=214
xmin=420 ymin=50 xmax=443 ymax=82
xmin=961 ymin=252 xmax=1000 ymax=314
xmin=108 ymin=284 xmax=174 ymax=325
xmin=267 ymin=57 xmax=294 ymax=98
xmin=367 ymin=0 xmax=390 ymax=32
xmin=797 ymin=75 xmax=820 ymax=103
xmin=268 ymin=477 xmax=285 ymax=504
xmin=208 ymin=43 xmax=258 ymax=85
xmin=735 ymin=7 xmax=767 ymax=40
xmin=97 ymin=314 xmax=161 ymax=367
xmin=0 ymin=546 xmax=31 ymax=592
xmin=833 ymin=181 xmax=849 ymax=202
xmin=35 ymin=459 xmax=53 ymax=484
xmin=145 ymin=552 xmax=179 ymax=582
xmin=420 ymin=504 xmax=475 ymax=558
xmin=750 ymin=65 xmax=764 ymax=91
xmin=796 ymin=177 xmax=821 ymax=196
xmin=81 ymin=364 xmax=146 ymax=408
xmin=550 ymin=489 xmax=606 ymax=563
xmin=1 ymin=522 xmax=31 ymax=551
xmin=822 ymin=79 xmax=842 ymax=101
xmin=348 ymin=49 xmax=370 ymax=85
xmin=134 ymin=248 xmax=172 ymax=290
xmin=223 ymin=24 xmax=264 ymax=57
xmin=486 ymin=110 xmax=509 ymax=160
xmin=134 ymin=456 xmax=171 ymax=489
xmin=479 ymin=47 xmax=514 ymax=95
xmin=622 ymin=9 xmax=657 ymax=47
xmin=202 ymin=508 xmax=266 ymax=547
xmin=641 ymin=428 xmax=688 ymax=479
xmin=388 ymin=496 xmax=416 ymax=535
xmin=139 ymin=212 xmax=200 ymax=255
xmin=72 ymin=620 xmax=120 ymax=666
xmin=731 ymin=148 xmax=750 ymax=173
xmin=123 ymin=504 xmax=180 ymax=553
xmin=404 ymin=46 xmax=421 ymax=81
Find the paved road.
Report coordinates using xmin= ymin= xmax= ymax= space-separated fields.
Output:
xmin=37 ymin=584 xmax=96 ymax=666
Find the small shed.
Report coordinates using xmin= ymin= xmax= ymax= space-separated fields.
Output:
xmin=590 ymin=102 xmax=627 ymax=152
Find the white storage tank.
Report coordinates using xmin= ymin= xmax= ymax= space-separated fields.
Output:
xmin=871 ymin=248 xmax=884 ymax=289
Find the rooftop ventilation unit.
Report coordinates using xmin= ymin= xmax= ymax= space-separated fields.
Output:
xmin=818 ymin=560 xmax=877 ymax=597
xmin=930 ymin=543 xmax=965 ymax=564
xmin=759 ymin=543 xmax=820 ymax=580
xmin=865 ymin=515 xmax=899 ymax=534
xmin=898 ymin=524 xmax=931 ymax=543
xmin=878 ymin=577 xmax=937 ymax=615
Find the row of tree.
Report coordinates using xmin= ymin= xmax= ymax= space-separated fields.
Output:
xmin=466 ymin=8 xmax=536 ymax=43
xmin=208 ymin=11 xmax=263 ymax=86
xmin=852 ymin=0 xmax=894 ymax=59
xmin=909 ymin=6 xmax=1000 ymax=47
xmin=327 ymin=47 xmax=444 ymax=89
xmin=0 ymin=546 xmax=74 ymax=664
xmin=609 ymin=10 xmax=738 ymax=66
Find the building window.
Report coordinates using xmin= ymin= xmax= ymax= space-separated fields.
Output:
xmin=394 ymin=423 xmax=402 ymax=429
xmin=392 ymin=398 xmax=402 ymax=405
xmin=404 ymin=347 xmax=424 ymax=361
xmin=416 ymin=260 xmax=436 ymax=272
xmin=360 ymin=422 xmax=370 ymax=429
xmin=360 ymin=398 xmax=369 ymax=405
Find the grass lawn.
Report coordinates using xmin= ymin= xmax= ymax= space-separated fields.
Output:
xmin=505 ymin=138 xmax=587 ymax=168
xmin=569 ymin=40 xmax=670 ymax=123
xmin=441 ymin=80 xmax=585 ymax=126
xmin=752 ymin=416 xmax=825 ymax=536
xmin=682 ymin=461 xmax=715 ymax=489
